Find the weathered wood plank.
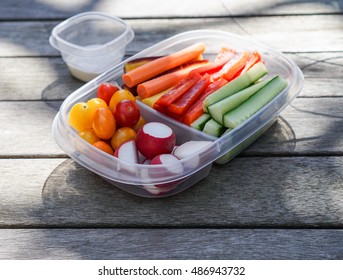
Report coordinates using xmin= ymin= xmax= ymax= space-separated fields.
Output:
xmin=0 ymin=0 xmax=342 ymax=19
xmin=0 ymin=15 xmax=342 ymax=57
xmin=0 ymin=53 xmax=341 ymax=101
xmin=0 ymin=97 xmax=342 ymax=157
xmin=0 ymin=58 xmax=84 ymax=101
xmin=0 ymin=157 xmax=342 ymax=227
xmin=0 ymin=228 xmax=342 ymax=259
xmin=0 ymin=101 xmax=64 ymax=157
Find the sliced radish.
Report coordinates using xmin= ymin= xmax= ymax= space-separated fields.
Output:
xmin=151 ymin=154 xmax=183 ymax=173
xmin=143 ymin=184 xmax=177 ymax=195
xmin=150 ymin=153 xmax=184 ymax=189
xmin=173 ymin=140 xmax=212 ymax=159
xmin=114 ymin=140 xmax=139 ymax=164
xmin=138 ymin=150 xmax=147 ymax=164
xmin=173 ymin=140 xmax=212 ymax=168
xmin=140 ymin=157 xmax=176 ymax=195
xmin=136 ymin=122 xmax=176 ymax=159
xmin=141 ymin=158 xmax=151 ymax=165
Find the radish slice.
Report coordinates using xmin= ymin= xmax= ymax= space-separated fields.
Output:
xmin=143 ymin=184 xmax=177 ymax=195
xmin=114 ymin=140 xmax=139 ymax=164
xmin=136 ymin=122 xmax=176 ymax=159
xmin=140 ymin=157 xmax=177 ymax=195
xmin=173 ymin=141 xmax=212 ymax=159
xmin=150 ymin=153 xmax=184 ymax=188
xmin=173 ymin=140 xmax=212 ymax=168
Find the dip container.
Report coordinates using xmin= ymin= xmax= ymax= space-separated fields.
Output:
xmin=52 ymin=30 xmax=304 ymax=197
xmin=49 ymin=12 xmax=134 ymax=82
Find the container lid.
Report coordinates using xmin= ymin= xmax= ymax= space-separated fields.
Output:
xmin=49 ymin=12 xmax=134 ymax=57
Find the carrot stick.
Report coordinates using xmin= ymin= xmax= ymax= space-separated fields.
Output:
xmin=136 ymin=60 xmax=208 ymax=99
xmin=214 ymin=47 xmax=237 ymax=62
xmin=190 ymin=48 xmax=235 ymax=76
xmin=240 ymin=50 xmax=262 ymax=73
xmin=211 ymin=51 xmax=250 ymax=82
xmin=183 ymin=77 xmax=228 ymax=126
xmin=122 ymin=42 xmax=206 ymax=88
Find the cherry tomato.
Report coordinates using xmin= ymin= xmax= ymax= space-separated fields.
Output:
xmin=111 ymin=127 xmax=137 ymax=150
xmin=87 ymin=98 xmax=108 ymax=118
xmin=78 ymin=128 xmax=100 ymax=144
xmin=93 ymin=141 xmax=114 ymax=155
xmin=114 ymin=100 xmax=140 ymax=127
xmin=68 ymin=102 xmax=93 ymax=131
xmin=132 ymin=116 xmax=145 ymax=132
xmin=97 ymin=83 xmax=119 ymax=105
xmin=109 ymin=89 xmax=135 ymax=113
xmin=92 ymin=107 xmax=116 ymax=139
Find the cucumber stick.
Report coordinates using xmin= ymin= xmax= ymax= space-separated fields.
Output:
xmin=223 ymin=76 xmax=287 ymax=128
xmin=203 ymin=62 xmax=268 ymax=111
xmin=207 ymin=78 xmax=272 ymax=125
xmin=190 ymin=113 xmax=211 ymax=131
xmin=203 ymin=119 xmax=226 ymax=137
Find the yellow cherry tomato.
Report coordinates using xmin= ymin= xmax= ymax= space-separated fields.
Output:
xmin=78 ymin=128 xmax=100 ymax=144
xmin=68 ymin=102 xmax=93 ymax=132
xmin=87 ymin=97 xmax=108 ymax=118
xmin=111 ymin=127 xmax=137 ymax=150
xmin=132 ymin=116 xmax=145 ymax=132
xmin=109 ymin=89 xmax=135 ymax=113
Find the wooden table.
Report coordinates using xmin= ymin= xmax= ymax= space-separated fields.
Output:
xmin=0 ymin=0 xmax=342 ymax=259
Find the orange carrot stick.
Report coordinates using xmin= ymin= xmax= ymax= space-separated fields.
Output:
xmin=230 ymin=50 xmax=262 ymax=81
xmin=240 ymin=50 xmax=262 ymax=73
xmin=211 ymin=51 xmax=250 ymax=82
xmin=136 ymin=60 xmax=208 ymax=99
xmin=122 ymin=42 xmax=206 ymax=88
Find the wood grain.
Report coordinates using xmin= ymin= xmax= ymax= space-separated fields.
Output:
xmin=0 ymin=0 xmax=342 ymax=19
xmin=0 ymin=157 xmax=342 ymax=227
xmin=0 ymin=228 xmax=342 ymax=259
xmin=0 ymin=15 xmax=342 ymax=57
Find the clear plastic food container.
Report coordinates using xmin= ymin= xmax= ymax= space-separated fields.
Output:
xmin=52 ymin=30 xmax=304 ymax=198
xmin=49 ymin=12 xmax=134 ymax=82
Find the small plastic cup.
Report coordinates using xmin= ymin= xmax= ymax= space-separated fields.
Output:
xmin=49 ymin=12 xmax=134 ymax=82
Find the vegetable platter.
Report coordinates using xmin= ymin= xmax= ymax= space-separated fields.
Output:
xmin=52 ymin=30 xmax=303 ymax=198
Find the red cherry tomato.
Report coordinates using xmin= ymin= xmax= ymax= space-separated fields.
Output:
xmin=114 ymin=100 xmax=140 ymax=127
xmin=97 ymin=83 xmax=119 ymax=105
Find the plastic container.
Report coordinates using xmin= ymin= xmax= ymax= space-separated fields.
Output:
xmin=49 ymin=12 xmax=134 ymax=82
xmin=52 ymin=30 xmax=304 ymax=198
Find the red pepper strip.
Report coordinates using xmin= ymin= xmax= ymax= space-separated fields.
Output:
xmin=211 ymin=50 xmax=250 ymax=82
xmin=168 ymin=74 xmax=211 ymax=115
xmin=183 ymin=77 xmax=228 ymax=126
xmin=190 ymin=48 xmax=236 ymax=76
xmin=152 ymin=102 xmax=168 ymax=114
xmin=154 ymin=72 xmax=202 ymax=107
xmin=231 ymin=50 xmax=262 ymax=79
xmin=165 ymin=110 xmax=185 ymax=122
